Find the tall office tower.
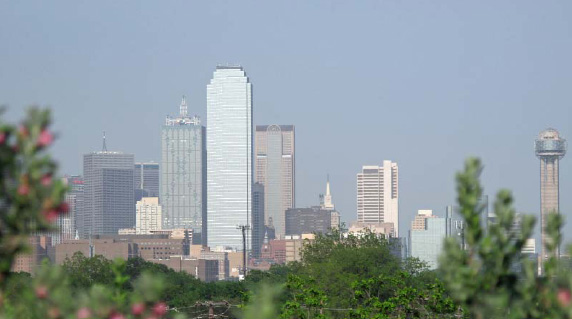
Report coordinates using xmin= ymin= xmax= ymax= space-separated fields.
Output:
xmin=535 ymin=128 xmax=567 ymax=265
xmin=136 ymin=197 xmax=162 ymax=234
xmin=255 ymin=125 xmax=295 ymax=238
xmin=134 ymin=162 xmax=160 ymax=202
xmin=207 ymin=66 xmax=253 ymax=250
xmin=161 ymin=97 xmax=206 ymax=243
xmin=80 ymin=148 xmax=134 ymax=238
xmin=252 ymin=183 xmax=265 ymax=258
xmin=356 ymin=161 xmax=399 ymax=236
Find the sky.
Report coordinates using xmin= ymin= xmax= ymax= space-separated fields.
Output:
xmin=1 ymin=1 xmax=571 ymax=242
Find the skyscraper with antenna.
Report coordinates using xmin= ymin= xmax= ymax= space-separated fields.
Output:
xmin=79 ymin=133 xmax=134 ymax=238
xmin=161 ymin=96 xmax=206 ymax=242
xmin=535 ymin=128 xmax=567 ymax=268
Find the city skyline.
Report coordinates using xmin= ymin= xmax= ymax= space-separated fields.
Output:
xmin=2 ymin=1 xmax=571 ymax=242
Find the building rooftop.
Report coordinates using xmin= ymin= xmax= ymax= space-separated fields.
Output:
xmin=216 ymin=65 xmax=243 ymax=70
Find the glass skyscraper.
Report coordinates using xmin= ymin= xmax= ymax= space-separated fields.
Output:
xmin=410 ymin=216 xmax=446 ymax=269
xmin=161 ymin=97 xmax=206 ymax=242
xmin=207 ymin=66 xmax=253 ymax=250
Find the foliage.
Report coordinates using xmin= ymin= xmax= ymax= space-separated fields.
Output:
xmin=0 ymin=108 xmax=179 ymax=318
xmin=245 ymin=229 xmax=457 ymax=319
xmin=440 ymin=157 xmax=572 ymax=318
xmin=0 ymin=108 xmax=68 ymax=286
xmin=296 ymin=229 xmax=402 ymax=310
xmin=349 ymin=272 xmax=456 ymax=319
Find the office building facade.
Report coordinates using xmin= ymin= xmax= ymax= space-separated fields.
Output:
xmin=136 ymin=197 xmax=162 ymax=234
xmin=134 ymin=162 xmax=160 ymax=202
xmin=356 ymin=161 xmax=399 ymax=236
xmin=161 ymin=97 xmax=206 ymax=242
xmin=80 ymin=152 xmax=135 ymax=238
xmin=207 ymin=66 xmax=253 ymax=250
xmin=252 ymin=183 xmax=265 ymax=258
xmin=410 ymin=214 xmax=446 ymax=269
xmin=255 ymin=125 xmax=295 ymax=239
xmin=285 ymin=207 xmax=335 ymax=236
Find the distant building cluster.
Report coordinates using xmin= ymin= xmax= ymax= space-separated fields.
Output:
xmin=12 ymin=66 xmax=566 ymax=280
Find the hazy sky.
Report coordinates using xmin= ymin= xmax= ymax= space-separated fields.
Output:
xmin=1 ymin=1 xmax=571 ymax=241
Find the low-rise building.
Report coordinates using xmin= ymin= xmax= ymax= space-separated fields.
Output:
xmin=348 ymin=222 xmax=395 ymax=237
xmin=150 ymin=256 xmax=218 ymax=282
xmin=285 ymin=207 xmax=335 ymax=236
xmin=200 ymin=250 xmax=229 ymax=280
xmin=12 ymin=236 xmax=51 ymax=274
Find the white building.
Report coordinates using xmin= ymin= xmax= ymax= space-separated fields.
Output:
xmin=207 ymin=66 xmax=253 ymax=250
xmin=356 ymin=161 xmax=399 ymax=236
xmin=522 ymin=238 xmax=536 ymax=255
xmin=136 ymin=197 xmax=162 ymax=234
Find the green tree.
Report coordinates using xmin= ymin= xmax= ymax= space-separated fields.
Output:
xmin=297 ymin=229 xmax=401 ymax=309
xmin=62 ymin=252 xmax=114 ymax=289
xmin=440 ymin=157 xmax=572 ymax=319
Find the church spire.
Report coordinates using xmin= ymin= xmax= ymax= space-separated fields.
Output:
xmin=326 ymin=174 xmax=331 ymax=196
xmin=323 ymin=174 xmax=334 ymax=210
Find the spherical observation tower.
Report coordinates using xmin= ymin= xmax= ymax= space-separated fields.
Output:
xmin=535 ymin=128 xmax=567 ymax=269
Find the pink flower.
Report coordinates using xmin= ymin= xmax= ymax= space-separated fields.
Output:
xmin=131 ymin=303 xmax=146 ymax=316
xmin=18 ymin=126 xmax=28 ymax=138
xmin=58 ymin=202 xmax=70 ymax=214
xmin=41 ymin=174 xmax=52 ymax=186
xmin=35 ymin=285 xmax=48 ymax=299
xmin=17 ymin=184 xmax=29 ymax=196
xmin=37 ymin=129 xmax=53 ymax=148
xmin=558 ymin=288 xmax=571 ymax=307
xmin=152 ymin=302 xmax=168 ymax=316
xmin=0 ymin=133 xmax=6 ymax=144
xmin=109 ymin=312 xmax=126 ymax=319
xmin=76 ymin=308 xmax=92 ymax=319
xmin=42 ymin=210 xmax=59 ymax=223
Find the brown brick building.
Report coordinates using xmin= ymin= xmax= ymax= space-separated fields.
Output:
xmin=12 ymin=236 xmax=52 ymax=274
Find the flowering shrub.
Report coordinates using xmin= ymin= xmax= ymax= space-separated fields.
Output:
xmin=0 ymin=108 xmax=183 ymax=319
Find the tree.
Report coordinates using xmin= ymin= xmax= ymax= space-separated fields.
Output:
xmin=62 ymin=252 xmax=115 ymax=289
xmin=0 ymin=108 xmax=180 ymax=319
xmin=440 ymin=158 xmax=572 ymax=318
xmin=295 ymin=229 xmax=402 ymax=310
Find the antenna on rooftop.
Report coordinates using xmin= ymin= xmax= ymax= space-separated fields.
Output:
xmin=180 ymin=95 xmax=188 ymax=117
xmin=102 ymin=131 xmax=108 ymax=152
